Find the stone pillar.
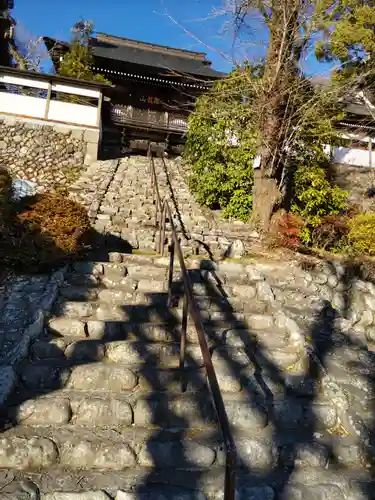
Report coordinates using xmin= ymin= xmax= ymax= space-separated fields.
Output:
xmin=84 ymin=129 xmax=100 ymax=165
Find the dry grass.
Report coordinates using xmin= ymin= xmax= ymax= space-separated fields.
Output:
xmin=0 ymin=192 xmax=91 ymax=273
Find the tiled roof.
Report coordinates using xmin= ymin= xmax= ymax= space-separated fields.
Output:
xmin=90 ymin=37 xmax=225 ymax=79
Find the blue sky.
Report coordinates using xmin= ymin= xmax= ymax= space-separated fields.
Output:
xmin=13 ymin=0 xmax=332 ymax=76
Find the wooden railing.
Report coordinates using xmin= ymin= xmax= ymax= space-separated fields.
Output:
xmin=148 ymin=146 xmax=237 ymax=500
xmin=0 ymin=67 xmax=106 ymax=127
xmin=110 ymin=104 xmax=188 ymax=133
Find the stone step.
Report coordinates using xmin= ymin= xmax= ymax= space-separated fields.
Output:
xmin=51 ymin=296 xmax=275 ymax=325
xmin=46 ymin=317 xmax=288 ymax=346
xmin=7 ymin=366 xmax=329 ymax=427
xmin=23 ymin=338 xmax=305 ymax=394
xmin=46 ymin=312 xmax=304 ymax=374
xmin=28 ymin=336 xmax=275 ymax=369
xmin=64 ymin=267 xmax=246 ymax=298
xmin=0 ymin=425 xmax=367 ymax=480
xmin=0 ymin=427 xmax=218 ymax=472
xmin=28 ymin=339 xmax=203 ymax=367
xmin=58 ymin=285 xmax=169 ymax=303
xmin=52 ymin=298 xmax=172 ymax=321
xmin=0 ymin=467 xmax=371 ymax=500
xmin=14 ymin=362 xmax=209 ymax=395
xmin=71 ymin=262 xmax=168 ymax=282
xmin=15 ymin=342 xmax=306 ymax=399
xmin=3 ymin=391 xmax=269 ymax=430
xmin=81 ymin=255 xmax=279 ymax=294
xmin=57 ymin=285 xmax=268 ymax=316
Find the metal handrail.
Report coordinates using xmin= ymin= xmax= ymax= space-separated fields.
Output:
xmin=147 ymin=146 xmax=237 ymax=500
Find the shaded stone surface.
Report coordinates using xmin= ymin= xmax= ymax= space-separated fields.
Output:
xmin=2 ymin=154 xmax=375 ymax=500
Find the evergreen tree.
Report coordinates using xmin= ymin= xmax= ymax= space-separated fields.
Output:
xmin=59 ymin=20 xmax=109 ymax=83
xmin=315 ymin=0 xmax=375 ymax=82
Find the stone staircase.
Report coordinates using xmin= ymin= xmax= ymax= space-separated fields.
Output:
xmin=92 ymin=156 xmax=252 ymax=259
xmin=0 ymin=153 xmax=374 ymax=499
xmin=0 ymin=251 xmax=373 ymax=499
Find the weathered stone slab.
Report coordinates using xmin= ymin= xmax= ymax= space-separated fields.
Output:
xmin=105 ymin=341 xmax=180 ymax=366
xmin=231 ymin=285 xmax=257 ymax=299
xmin=246 ymin=315 xmax=274 ymax=330
xmin=60 ymin=286 xmax=98 ymax=301
xmin=54 ymin=301 xmax=93 ymax=319
xmin=19 ymin=365 xmax=71 ymax=391
xmin=43 ymin=493 xmax=111 ymax=500
xmin=48 ymin=319 xmax=86 ymax=338
xmin=236 ymin=439 xmax=276 ymax=470
xmin=71 ymin=397 xmax=133 ymax=427
xmin=64 ymin=340 xmax=105 ymax=362
xmin=0 ymin=437 xmax=58 ymax=468
xmin=126 ymin=265 xmax=167 ymax=281
xmin=97 ymin=289 xmax=134 ymax=305
xmin=16 ymin=399 xmax=71 ymax=425
xmin=138 ymin=440 xmax=215 ymax=468
xmin=60 ymin=439 xmax=136 ymax=469
xmin=30 ymin=338 xmax=67 ymax=360
xmin=103 ymin=264 xmax=127 ymax=279
xmin=68 ymin=365 xmax=138 ymax=392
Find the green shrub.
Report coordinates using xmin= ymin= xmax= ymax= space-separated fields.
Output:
xmin=291 ymin=166 xmax=348 ymax=245
xmin=184 ymin=67 xmax=258 ymax=220
xmin=222 ymin=189 xmax=252 ymax=221
xmin=348 ymin=214 xmax=375 ymax=256
xmin=292 ymin=166 xmax=348 ymax=224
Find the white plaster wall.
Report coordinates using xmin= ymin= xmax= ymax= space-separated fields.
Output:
xmin=0 ymin=93 xmax=46 ymax=118
xmin=333 ymin=146 xmax=375 ymax=168
xmin=0 ymin=91 xmax=98 ymax=127
xmin=48 ymin=101 xmax=97 ymax=127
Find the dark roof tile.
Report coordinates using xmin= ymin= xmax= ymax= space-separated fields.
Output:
xmin=90 ymin=39 xmax=225 ymax=79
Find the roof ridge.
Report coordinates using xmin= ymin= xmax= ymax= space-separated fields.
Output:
xmin=95 ymin=32 xmax=208 ymax=61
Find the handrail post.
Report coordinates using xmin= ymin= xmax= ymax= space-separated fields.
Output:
xmin=180 ymin=291 xmax=188 ymax=393
xmin=224 ymin=451 xmax=237 ymax=500
xmin=167 ymin=240 xmax=175 ymax=308
xmin=159 ymin=201 xmax=167 ymax=256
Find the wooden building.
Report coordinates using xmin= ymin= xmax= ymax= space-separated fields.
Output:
xmin=312 ymin=76 xmax=375 ymax=168
xmin=44 ymin=32 xmax=224 ymax=154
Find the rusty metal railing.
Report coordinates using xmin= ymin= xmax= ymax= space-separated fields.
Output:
xmin=148 ymin=146 xmax=237 ymax=500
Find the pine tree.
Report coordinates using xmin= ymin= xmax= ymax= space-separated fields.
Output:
xmin=59 ymin=20 xmax=109 ymax=83
xmin=315 ymin=0 xmax=375 ymax=82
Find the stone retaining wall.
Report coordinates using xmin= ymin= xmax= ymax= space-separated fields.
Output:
xmin=0 ymin=268 xmax=66 ymax=404
xmin=331 ymin=163 xmax=375 ymax=211
xmin=0 ymin=115 xmax=100 ymax=191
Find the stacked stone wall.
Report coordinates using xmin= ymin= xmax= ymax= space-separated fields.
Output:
xmin=0 ymin=116 xmax=99 ymax=191
xmin=332 ymin=163 xmax=375 ymax=211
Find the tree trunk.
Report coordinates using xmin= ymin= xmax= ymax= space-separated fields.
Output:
xmin=251 ymin=170 xmax=282 ymax=231
xmin=251 ymin=0 xmax=301 ymax=232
